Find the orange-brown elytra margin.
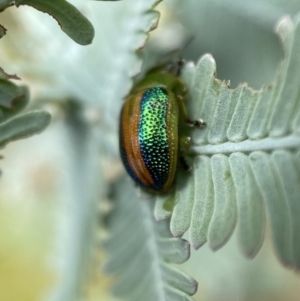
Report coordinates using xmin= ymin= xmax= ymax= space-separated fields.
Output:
xmin=121 ymin=93 xmax=154 ymax=188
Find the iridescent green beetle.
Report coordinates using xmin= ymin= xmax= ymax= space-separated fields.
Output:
xmin=119 ymin=61 xmax=205 ymax=193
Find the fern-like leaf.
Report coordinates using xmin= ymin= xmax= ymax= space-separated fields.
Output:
xmin=155 ymin=15 xmax=300 ymax=269
xmin=104 ymin=177 xmax=198 ymax=301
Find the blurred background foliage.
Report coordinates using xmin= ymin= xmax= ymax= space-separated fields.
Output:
xmin=0 ymin=0 xmax=300 ymax=301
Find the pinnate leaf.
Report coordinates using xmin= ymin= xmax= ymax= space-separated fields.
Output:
xmin=104 ymin=177 xmax=198 ymax=301
xmin=154 ymin=14 xmax=300 ymax=270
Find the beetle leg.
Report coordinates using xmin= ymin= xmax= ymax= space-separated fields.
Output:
xmin=179 ymin=156 xmax=192 ymax=172
xmin=179 ymin=136 xmax=191 ymax=153
xmin=186 ymin=118 xmax=206 ymax=127
xmin=176 ymin=58 xmax=185 ymax=76
xmin=176 ymin=94 xmax=207 ymax=127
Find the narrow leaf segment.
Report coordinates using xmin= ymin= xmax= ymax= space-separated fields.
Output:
xmin=15 ymin=0 xmax=95 ymax=45
xmin=104 ymin=177 xmax=198 ymax=301
xmin=155 ymin=15 xmax=300 ymax=270
xmin=0 ymin=110 xmax=51 ymax=148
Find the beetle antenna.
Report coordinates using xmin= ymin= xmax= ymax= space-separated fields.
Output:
xmin=175 ymin=35 xmax=195 ymax=76
xmin=176 ymin=58 xmax=185 ymax=76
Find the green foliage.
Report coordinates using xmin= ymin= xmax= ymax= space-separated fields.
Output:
xmin=0 ymin=80 xmax=29 ymax=121
xmin=155 ymin=14 xmax=300 ymax=269
xmin=0 ymin=0 xmax=96 ymax=151
xmin=0 ymin=110 xmax=50 ymax=147
xmin=0 ymin=76 xmax=50 ymax=149
xmin=1 ymin=0 xmax=94 ymax=45
xmin=1 ymin=0 xmax=300 ymax=300
xmin=105 ymin=177 xmax=198 ymax=301
xmin=15 ymin=0 xmax=94 ymax=45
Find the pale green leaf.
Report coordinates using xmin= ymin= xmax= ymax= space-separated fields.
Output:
xmin=15 ymin=0 xmax=95 ymax=45
xmin=0 ymin=110 xmax=51 ymax=148
xmin=0 ymin=80 xmax=29 ymax=121
xmin=170 ymin=172 xmax=195 ymax=237
xmin=190 ymin=156 xmax=214 ymax=249
xmin=229 ymin=153 xmax=265 ymax=258
xmin=154 ymin=14 xmax=300 ymax=269
xmin=104 ymin=177 xmax=198 ymax=301
xmin=249 ymin=151 xmax=293 ymax=266
xmin=208 ymin=154 xmax=237 ymax=251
